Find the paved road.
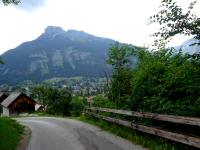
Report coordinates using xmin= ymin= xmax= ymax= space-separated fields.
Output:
xmin=17 ymin=117 xmax=147 ymax=150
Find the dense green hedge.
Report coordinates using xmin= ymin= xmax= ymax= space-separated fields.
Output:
xmin=70 ymin=96 xmax=86 ymax=116
xmin=92 ymin=95 xmax=117 ymax=108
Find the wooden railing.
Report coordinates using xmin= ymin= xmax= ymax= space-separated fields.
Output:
xmin=85 ymin=107 xmax=200 ymax=148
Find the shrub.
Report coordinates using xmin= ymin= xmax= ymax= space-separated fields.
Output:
xmin=131 ymin=49 xmax=200 ymax=116
xmin=92 ymin=95 xmax=117 ymax=108
xmin=70 ymin=96 xmax=86 ymax=116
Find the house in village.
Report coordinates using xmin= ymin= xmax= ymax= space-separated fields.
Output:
xmin=35 ymin=103 xmax=45 ymax=111
xmin=0 ymin=92 xmax=9 ymax=103
xmin=0 ymin=92 xmax=9 ymax=113
xmin=1 ymin=92 xmax=36 ymax=116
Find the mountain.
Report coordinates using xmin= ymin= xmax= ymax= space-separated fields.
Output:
xmin=0 ymin=26 xmax=116 ymax=84
xmin=174 ymin=38 xmax=200 ymax=54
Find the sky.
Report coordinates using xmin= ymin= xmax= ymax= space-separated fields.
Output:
xmin=0 ymin=0 xmax=199 ymax=54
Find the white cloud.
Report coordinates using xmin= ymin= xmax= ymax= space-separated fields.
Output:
xmin=15 ymin=0 xmax=46 ymax=11
xmin=0 ymin=0 xmax=197 ymax=54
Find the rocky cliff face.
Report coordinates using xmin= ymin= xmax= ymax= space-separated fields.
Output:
xmin=174 ymin=38 xmax=200 ymax=55
xmin=0 ymin=26 xmax=115 ymax=84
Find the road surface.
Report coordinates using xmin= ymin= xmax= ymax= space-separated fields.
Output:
xmin=17 ymin=117 xmax=147 ymax=150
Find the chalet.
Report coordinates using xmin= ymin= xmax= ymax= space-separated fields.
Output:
xmin=1 ymin=92 xmax=36 ymax=116
xmin=0 ymin=92 xmax=9 ymax=114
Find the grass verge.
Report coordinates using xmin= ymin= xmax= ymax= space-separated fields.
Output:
xmin=78 ymin=115 xmax=197 ymax=150
xmin=0 ymin=117 xmax=24 ymax=150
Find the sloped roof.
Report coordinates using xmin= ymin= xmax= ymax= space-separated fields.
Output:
xmin=1 ymin=92 xmax=22 ymax=107
xmin=35 ymin=103 xmax=44 ymax=111
xmin=1 ymin=92 xmax=36 ymax=108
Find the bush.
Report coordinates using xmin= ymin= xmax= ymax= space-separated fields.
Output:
xmin=131 ymin=49 xmax=200 ymax=116
xmin=107 ymin=43 xmax=136 ymax=108
xmin=33 ymin=85 xmax=72 ymax=116
xmin=46 ymin=88 xmax=72 ymax=116
xmin=70 ymin=96 xmax=86 ymax=116
xmin=92 ymin=95 xmax=117 ymax=108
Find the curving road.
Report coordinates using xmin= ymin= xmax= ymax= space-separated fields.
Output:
xmin=16 ymin=117 xmax=147 ymax=150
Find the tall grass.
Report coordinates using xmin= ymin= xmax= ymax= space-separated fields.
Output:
xmin=0 ymin=117 xmax=24 ymax=150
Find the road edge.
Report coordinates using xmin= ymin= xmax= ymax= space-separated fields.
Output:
xmin=16 ymin=126 xmax=31 ymax=150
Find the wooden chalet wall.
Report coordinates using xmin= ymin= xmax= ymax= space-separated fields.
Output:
xmin=9 ymin=95 xmax=35 ymax=114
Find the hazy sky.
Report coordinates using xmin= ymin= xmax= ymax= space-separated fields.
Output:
xmin=0 ymin=0 xmax=198 ymax=54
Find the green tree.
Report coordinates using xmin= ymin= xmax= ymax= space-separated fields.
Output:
xmin=149 ymin=0 xmax=200 ymax=48
xmin=131 ymin=49 xmax=200 ymax=116
xmin=46 ymin=88 xmax=72 ymax=116
xmin=107 ymin=43 xmax=135 ymax=108
xmin=92 ymin=94 xmax=116 ymax=108
xmin=70 ymin=96 xmax=86 ymax=116
xmin=32 ymin=85 xmax=72 ymax=116
xmin=32 ymin=85 xmax=50 ymax=106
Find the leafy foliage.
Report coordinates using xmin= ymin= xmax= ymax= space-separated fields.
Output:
xmin=32 ymin=85 xmax=72 ymax=116
xmin=46 ymin=88 xmax=72 ymax=116
xmin=131 ymin=49 xmax=200 ymax=116
xmin=105 ymin=43 xmax=200 ymax=116
xmin=32 ymin=85 xmax=49 ymax=106
xmin=107 ymin=43 xmax=135 ymax=108
xmin=149 ymin=0 xmax=200 ymax=48
xmin=92 ymin=95 xmax=116 ymax=108
xmin=70 ymin=96 xmax=86 ymax=116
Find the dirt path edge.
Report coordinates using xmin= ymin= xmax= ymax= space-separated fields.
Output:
xmin=16 ymin=126 xmax=31 ymax=150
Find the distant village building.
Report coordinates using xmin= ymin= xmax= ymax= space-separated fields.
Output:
xmin=35 ymin=103 xmax=44 ymax=111
xmin=1 ymin=92 xmax=36 ymax=116
xmin=0 ymin=92 xmax=9 ymax=114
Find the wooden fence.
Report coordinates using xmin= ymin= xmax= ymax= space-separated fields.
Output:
xmin=85 ymin=107 xmax=200 ymax=148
